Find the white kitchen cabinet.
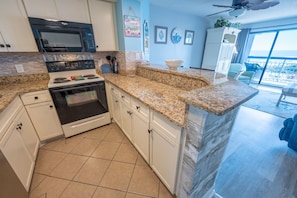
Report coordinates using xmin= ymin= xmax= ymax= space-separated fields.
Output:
xmin=111 ymin=85 xmax=122 ymax=127
xmin=88 ymin=0 xmax=118 ymax=51
xmin=120 ymin=102 xmax=133 ymax=141
xmin=149 ymin=110 xmax=182 ymax=194
xmin=0 ymin=97 xmax=39 ymax=191
xmin=201 ymin=27 xmax=240 ymax=75
xmin=0 ymin=0 xmax=37 ymax=52
xmin=21 ymin=90 xmax=63 ymax=141
xmin=23 ymin=0 xmax=90 ymax=23
xmin=131 ymin=97 xmax=150 ymax=163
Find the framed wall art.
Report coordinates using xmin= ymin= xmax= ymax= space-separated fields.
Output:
xmin=154 ymin=26 xmax=168 ymax=44
xmin=184 ymin=30 xmax=194 ymax=45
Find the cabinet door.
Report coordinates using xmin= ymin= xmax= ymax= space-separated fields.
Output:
xmin=150 ymin=111 xmax=182 ymax=194
xmin=17 ymin=108 xmax=39 ymax=160
xmin=132 ymin=113 xmax=149 ymax=163
xmin=1 ymin=120 xmax=34 ymax=191
xmin=88 ymin=0 xmax=118 ymax=51
xmin=0 ymin=0 xmax=37 ymax=52
xmin=25 ymin=102 xmax=63 ymax=141
xmin=111 ymin=93 xmax=122 ymax=127
xmin=131 ymin=98 xmax=150 ymax=163
xmin=120 ymin=102 xmax=132 ymax=141
xmin=55 ymin=0 xmax=90 ymax=23
xmin=23 ymin=0 xmax=58 ymax=19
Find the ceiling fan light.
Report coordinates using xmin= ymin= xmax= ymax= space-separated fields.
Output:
xmin=229 ymin=8 xmax=247 ymax=17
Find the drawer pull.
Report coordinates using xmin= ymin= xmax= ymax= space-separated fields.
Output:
xmin=115 ymin=100 xmax=118 ymax=103
xmin=0 ymin=44 xmax=4 ymax=48
xmin=49 ymin=105 xmax=53 ymax=108
xmin=34 ymin=96 xmax=39 ymax=100
xmin=121 ymin=95 xmax=125 ymax=99
xmin=148 ymin=129 xmax=152 ymax=134
xmin=127 ymin=110 xmax=132 ymax=115
xmin=136 ymin=106 xmax=140 ymax=110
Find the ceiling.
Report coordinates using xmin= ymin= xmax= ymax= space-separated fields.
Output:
xmin=149 ymin=0 xmax=297 ymax=25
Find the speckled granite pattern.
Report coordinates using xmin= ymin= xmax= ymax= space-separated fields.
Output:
xmin=136 ymin=65 xmax=211 ymax=91
xmin=104 ymin=65 xmax=258 ymax=126
xmin=103 ymin=74 xmax=187 ymax=126
xmin=0 ymin=76 xmax=48 ymax=113
xmin=0 ymin=73 xmax=49 ymax=85
xmin=179 ymin=80 xmax=258 ymax=116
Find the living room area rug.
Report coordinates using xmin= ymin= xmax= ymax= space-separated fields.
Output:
xmin=243 ymin=89 xmax=297 ymax=119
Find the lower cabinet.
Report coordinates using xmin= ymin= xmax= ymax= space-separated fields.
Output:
xmin=108 ymin=83 xmax=183 ymax=194
xmin=21 ymin=90 xmax=63 ymax=141
xmin=0 ymin=97 xmax=39 ymax=191
xmin=150 ymin=111 xmax=182 ymax=194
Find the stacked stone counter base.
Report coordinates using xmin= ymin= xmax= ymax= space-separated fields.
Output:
xmin=178 ymin=105 xmax=239 ymax=198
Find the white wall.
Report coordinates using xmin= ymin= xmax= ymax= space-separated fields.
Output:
xmin=149 ymin=5 xmax=211 ymax=68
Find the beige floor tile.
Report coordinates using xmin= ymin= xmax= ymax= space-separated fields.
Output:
xmin=30 ymin=173 xmax=46 ymax=192
xmin=51 ymin=135 xmax=84 ymax=153
xmin=70 ymin=138 xmax=101 ymax=156
xmin=93 ymin=187 xmax=126 ymax=198
xmin=159 ymin=182 xmax=174 ymax=198
xmin=114 ymin=143 xmax=138 ymax=164
xmin=83 ymin=125 xmax=111 ymax=140
xmin=125 ymin=193 xmax=152 ymax=198
xmin=104 ymin=124 xmax=125 ymax=142
xmin=128 ymin=165 xmax=159 ymax=197
xmin=122 ymin=135 xmax=131 ymax=144
xmin=60 ymin=181 xmax=97 ymax=198
xmin=74 ymin=157 xmax=110 ymax=185
xmin=29 ymin=176 xmax=70 ymax=198
xmin=34 ymin=149 xmax=66 ymax=175
xmin=92 ymin=141 xmax=120 ymax=160
xmin=100 ymin=161 xmax=134 ymax=191
xmin=50 ymin=154 xmax=88 ymax=180
xmin=136 ymin=154 xmax=148 ymax=166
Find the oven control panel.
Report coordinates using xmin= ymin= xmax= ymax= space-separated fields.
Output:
xmin=46 ymin=60 xmax=95 ymax=72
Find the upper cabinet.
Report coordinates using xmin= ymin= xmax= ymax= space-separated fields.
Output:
xmin=88 ymin=0 xmax=118 ymax=51
xmin=0 ymin=0 xmax=37 ymax=52
xmin=23 ymin=0 xmax=91 ymax=23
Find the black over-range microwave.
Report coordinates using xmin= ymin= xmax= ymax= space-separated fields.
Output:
xmin=28 ymin=17 xmax=96 ymax=52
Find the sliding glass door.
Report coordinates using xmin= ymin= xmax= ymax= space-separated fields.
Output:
xmin=246 ymin=29 xmax=297 ymax=86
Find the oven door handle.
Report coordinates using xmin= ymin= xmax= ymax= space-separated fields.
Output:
xmin=50 ymin=83 xmax=102 ymax=92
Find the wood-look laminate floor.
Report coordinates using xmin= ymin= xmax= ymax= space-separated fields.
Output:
xmin=215 ymin=106 xmax=297 ymax=198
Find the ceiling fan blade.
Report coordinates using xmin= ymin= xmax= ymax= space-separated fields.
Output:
xmin=213 ymin=4 xmax=234 ymax=8
xmin=206 ymin=8 xmax=234 ymax=17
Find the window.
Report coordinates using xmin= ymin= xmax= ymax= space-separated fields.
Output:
xmin=246 ymin=29 xmax=297 ymax=86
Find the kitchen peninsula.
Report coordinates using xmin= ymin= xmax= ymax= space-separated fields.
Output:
xmin=0 ymin=64 xmax=258 ymax=198
xmin=103 ymin=64 xmax=258 ymax=198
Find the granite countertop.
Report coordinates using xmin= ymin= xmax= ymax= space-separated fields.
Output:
xmin=0 ymin=74 xmax=49 ymax=113
xmin=102 ymin=74 xmax=187 ymax=126
xmin=104 ymin=65 xmax=258 ymax=126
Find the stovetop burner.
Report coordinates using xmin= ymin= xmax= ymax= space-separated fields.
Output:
xmin=83 ymin=74 xmax=99 ymax=79
xmin=53 ymin=77 xmax=71 ymax=83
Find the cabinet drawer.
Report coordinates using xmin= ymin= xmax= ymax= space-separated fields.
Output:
xmin=131 ymin=97 xmax=149 ymax=119
xmin=119 ymin=90 xmax=130 ymax=106
xmin=110 ymin=84 xmax=120 ymax=98
xmin=21 ymin=90 xmax=51 ymax=105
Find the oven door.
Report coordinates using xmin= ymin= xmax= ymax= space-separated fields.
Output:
xmin=49 ymin=81 xmax=108 ymax=125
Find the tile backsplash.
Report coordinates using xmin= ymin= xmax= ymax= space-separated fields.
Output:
xmin=0 ymin=51 xmax=142 ymax=76
xmin=0 ymin=52 xmax=46 ymax=76
xmin=0 ymin=52 xmax=117 ymax=76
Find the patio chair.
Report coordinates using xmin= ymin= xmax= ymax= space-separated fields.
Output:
xmin=228 ymin=63 xmax=255 ymax=84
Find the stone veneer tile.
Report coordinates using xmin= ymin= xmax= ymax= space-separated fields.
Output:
xmin=177 ymin=105 xmax=240 ymax=198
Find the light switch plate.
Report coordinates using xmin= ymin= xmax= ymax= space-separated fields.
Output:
xmin=15 ymin=64 xmax=25 ymax=73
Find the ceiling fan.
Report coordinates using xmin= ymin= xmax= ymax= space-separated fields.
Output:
xmin=207 ymin=0 xmax=280 ymax=17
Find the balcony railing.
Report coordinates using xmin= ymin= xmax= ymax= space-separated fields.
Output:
xmin=246 ymin=56 xmax=297 ymax=87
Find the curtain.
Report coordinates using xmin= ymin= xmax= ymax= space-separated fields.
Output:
xmin=232 ymin=28 xmax=254 ymax=63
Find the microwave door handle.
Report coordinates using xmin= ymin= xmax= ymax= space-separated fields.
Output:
xmin=51 ymin=83 xmax=103 ymax=92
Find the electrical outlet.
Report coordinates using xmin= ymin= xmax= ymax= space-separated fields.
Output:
xmin=15 ymin=64 xmax=25 ymax=73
